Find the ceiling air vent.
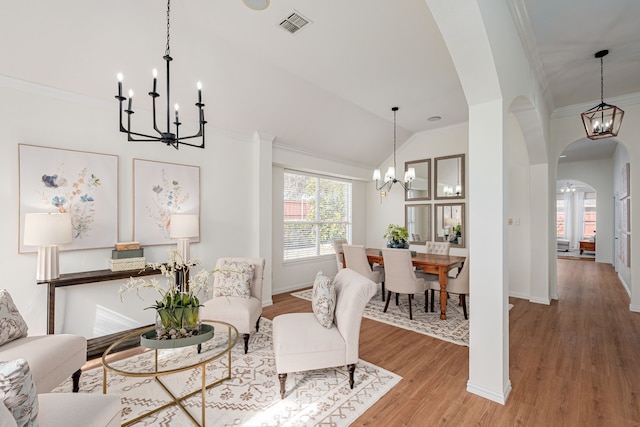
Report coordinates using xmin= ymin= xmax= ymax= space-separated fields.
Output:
xmin=279 ymin=11 xmax=311 ymax=34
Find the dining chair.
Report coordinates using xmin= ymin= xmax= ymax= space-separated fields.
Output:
xmin=381 ymin=249 xmax=426 ymax=320
xmin=427 ymin=258 xmax=470 ymax=319
xmin=332 ymin=238 xmax=348 ymax=270
xmin=425 ymin=241 xmax=450 ymax=255
xmin=342 ymin=245 xmax=385 ymax=300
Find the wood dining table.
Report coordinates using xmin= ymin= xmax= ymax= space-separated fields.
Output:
xmin=343 ymin=248 xmax=466 ymax=320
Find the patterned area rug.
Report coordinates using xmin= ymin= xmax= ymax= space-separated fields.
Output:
xmin=292 ymin=288 xmax=469 ymax=346
xmin=53 ymin=319 xmax=400 ymax=426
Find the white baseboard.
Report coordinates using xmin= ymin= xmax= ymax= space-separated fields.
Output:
xmin=272 ymin=282 xmax=313 ymax=295
xmin=508 ymin=291 xmax=529 ymax=300
xmin=466 ymin=379 xmax=512 ymax=405
xmin=528 ymin=296 xmax=551 ymax=305
xmin=618 ymin=273 xmax=631 ymax=297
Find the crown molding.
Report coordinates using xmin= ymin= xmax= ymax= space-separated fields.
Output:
xmin=507 ymin=0 xmax=555 ymax=112
xmin=551 ymin=92 xmax=640 ymax=119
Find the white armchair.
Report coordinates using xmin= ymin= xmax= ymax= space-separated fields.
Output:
xmin=272 ymin=268 xmax=377 ymax=399
xmin=200 ymin=257 xmax=265 ymax=354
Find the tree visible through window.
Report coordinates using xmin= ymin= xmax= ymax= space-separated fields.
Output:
xmin=283 ymin=171 xmax=352 ymax=261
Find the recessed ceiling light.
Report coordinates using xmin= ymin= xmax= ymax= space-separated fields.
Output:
xmin=243 ymin=0 xmax=269 ymax=11
xmin=559 ymin=155 xmax=567 ymax=158
xmin=427 ymin=116 xmax=441 ymax=122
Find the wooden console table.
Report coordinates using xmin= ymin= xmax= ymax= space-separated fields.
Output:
xmin=37 ymin=267 xmax=160 ymax=357
xmin=579 ymin=240 xmax=596 ymax=254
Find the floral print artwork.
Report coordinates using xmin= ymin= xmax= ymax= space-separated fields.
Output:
xmin=134 ymin=159 xmax=200 ymax=246
xmin=39 ymin=166 xmax=101 ymax=239
xmin=19 ymin=144 xmax=118 ymax=253
xmin=146 ymin=169 xmax=191 ymax=238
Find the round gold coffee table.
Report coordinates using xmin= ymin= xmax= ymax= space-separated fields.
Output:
xmin=102 ymin=320 xmax=238 ymax=427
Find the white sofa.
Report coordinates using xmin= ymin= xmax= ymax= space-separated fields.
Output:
xmin=0 ymin=359 xmax=121 ymax=427
xmin=0 ymin=290 xmax=121 ymax=426
xmin=0 ymin=334 xmax=86 ymax=393
xmin=557 ymin=239 xmax=570 ymax=251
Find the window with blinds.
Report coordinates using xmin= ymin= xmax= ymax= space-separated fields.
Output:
xmin=556 ymin=198 xmax=566 ymax=238
xmin=283 ymin=170 xmax=352 ymax=261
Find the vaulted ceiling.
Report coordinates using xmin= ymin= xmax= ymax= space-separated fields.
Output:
xmin=2 ymin=1 xmax=639 ymax=167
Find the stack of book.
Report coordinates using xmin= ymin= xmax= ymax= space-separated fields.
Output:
xmin=109 ymin=242 xmax=145 ymax=272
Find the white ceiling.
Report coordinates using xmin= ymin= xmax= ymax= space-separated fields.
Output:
xmin=1 ymin=1 xmax=638 ymax=167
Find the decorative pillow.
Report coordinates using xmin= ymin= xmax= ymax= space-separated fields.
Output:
xmin=312 ymin=271 xmax=336 ymax=328
xmin=213 ymin=261 xmax=255 ymax=298
xmin=0 ymin=359 xmax=39 ymax=427
xmin=0 ymin=290 xmax=29 ymax=346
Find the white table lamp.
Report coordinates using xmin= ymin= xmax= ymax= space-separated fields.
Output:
xmin=23 ymin=213 xmax=72 ymax=281
xmin=169 ymin=214 xmax=199 ymax=262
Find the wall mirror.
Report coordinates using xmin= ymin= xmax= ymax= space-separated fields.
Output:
xmin=434 ymin=154 xmax=465 ymax=200
xmin=405 ymin=204 xmax=431 ymax=245
xmin=405 ymin=159 xmax=431 ymax=201
xmin=435 ymin=203 xmax=465 ymax=247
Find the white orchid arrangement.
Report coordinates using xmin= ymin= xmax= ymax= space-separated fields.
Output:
xmin=119 ymin=249 xmax=213 ymax=311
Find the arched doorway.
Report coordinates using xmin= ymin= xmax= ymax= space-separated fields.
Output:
xmin=555 ymin=179 xmax=597 ymax=260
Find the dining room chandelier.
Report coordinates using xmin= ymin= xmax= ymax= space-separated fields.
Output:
xmin=373 ymin=107 xmax=415 ymax=194
xmin=560 ymin=182 xmax=576 ymax=193
xmin=580 ymin=49 xmax=624 ymax=140
xmin=115 ymin=0 xmax=206 ymax=150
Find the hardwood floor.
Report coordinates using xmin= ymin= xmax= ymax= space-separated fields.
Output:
xmin=263 ymin=259 xmax=640 ymax=426
xmin=85 ymin=260 xmax=639 ymax=425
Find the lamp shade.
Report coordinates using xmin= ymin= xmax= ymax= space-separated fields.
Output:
xmin=23 ymin=213 xmax=72 ymax=246
xmin=169 ymin=214 xmax=199 ymax=239
xmin=444 ymin=218 xmax=458 ymax=227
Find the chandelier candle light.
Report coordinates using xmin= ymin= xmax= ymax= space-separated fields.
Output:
xmin=115 ymin=0 xmax=206 ymax=149
xmin=581 ymin=49 xmax=624 ymax=140
xmin=373 ymin=107 xmax=415 ymax=194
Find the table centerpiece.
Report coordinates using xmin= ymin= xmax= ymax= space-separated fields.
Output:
xmin=120 ymin=249 xmax=214 ymax=340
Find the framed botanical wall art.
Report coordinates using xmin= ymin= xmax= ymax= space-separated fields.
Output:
xmin=18 ymin=144 xmax=119 ymax=253
xmin=133 ymin=159 xmax=200 ymax=246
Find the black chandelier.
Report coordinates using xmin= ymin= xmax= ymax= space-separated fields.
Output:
xmin=115 ymin=0 xmax=206 ymax=149
xmin=373 ymin=107 xmax=415 ymax=194
xmin=580 ymin=49 xmax=624 ymax=140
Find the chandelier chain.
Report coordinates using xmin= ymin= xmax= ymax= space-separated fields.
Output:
xmin=600 ymin=56 xmax=604 ymax=104
xmin=393 ymin=108 xmax=397 ymax=175
xmin=165 ymin=0 xmax=171 ymax=57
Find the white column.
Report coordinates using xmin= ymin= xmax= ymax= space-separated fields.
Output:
xmin=529 ymin=163 xmax=551 ymax=304
xmin=466 ymin=100 xmax=511 ymax=404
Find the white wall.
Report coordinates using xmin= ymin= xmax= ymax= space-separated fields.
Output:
xmin=0 ymin=78 xmax=262 ymax=336
xmin=557 ymin=158 xmax=614 ymax=264
xmin=506 ymin=114 xmax=532 ymax=300
xmin=366 ymin=123 xmax=469 ymax=258
xmin=271 ymin=145 xmax=370 ymax=293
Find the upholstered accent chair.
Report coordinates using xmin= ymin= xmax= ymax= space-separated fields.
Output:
xmin=332 ymin=238 xmax=348 ymax=270
xmin=381 ymin=249 xmax=427 ymax=320
xmin=272 ymin=268 xmax=377 ymax=399
xmin=342 ymin=244 xmax=385 ymax=300
xmin=200 ymin=257 xmax=265 ymax=354
xmin=427 ymin=258 xmax=470 ymax=319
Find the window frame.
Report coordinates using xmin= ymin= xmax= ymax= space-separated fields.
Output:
xmin=283 ymin=169 xmax=352 ymax=262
